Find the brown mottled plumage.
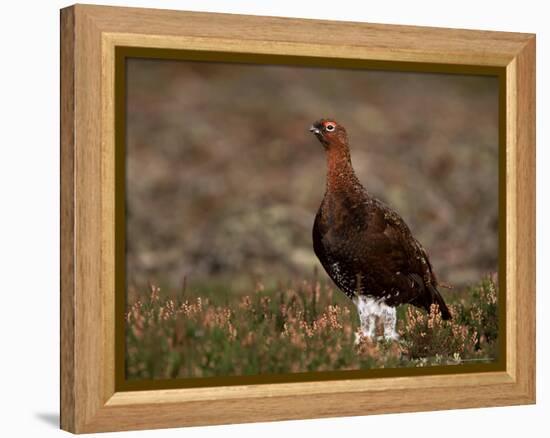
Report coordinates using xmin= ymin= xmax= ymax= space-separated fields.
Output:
xmin=309 ymin=119 xmax=450 ymax=340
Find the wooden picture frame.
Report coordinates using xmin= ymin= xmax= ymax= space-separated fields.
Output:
xmin=60 ymin=4 xmax=536 ymax=433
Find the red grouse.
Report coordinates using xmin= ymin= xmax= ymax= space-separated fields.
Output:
xmin=310 ymin=119 xmax=451 ymax=342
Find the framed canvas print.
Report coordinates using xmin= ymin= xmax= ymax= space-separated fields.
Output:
xmin=60 ymin=4 xmax=536 ymax=434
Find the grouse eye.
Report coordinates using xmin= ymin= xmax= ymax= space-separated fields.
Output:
xmin=325 ymin=124 xmax=335 ymax=132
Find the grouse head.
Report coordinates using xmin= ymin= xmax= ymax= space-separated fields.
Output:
xmin=309 ymin=119 xmax=348 ymax=149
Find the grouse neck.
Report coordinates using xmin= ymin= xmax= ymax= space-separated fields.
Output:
xmin=325 ymin=143 xmax=362 ymax=192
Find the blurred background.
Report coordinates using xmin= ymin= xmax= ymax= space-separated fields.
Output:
xmin=126 ymin=58 xmax=499 ymax=296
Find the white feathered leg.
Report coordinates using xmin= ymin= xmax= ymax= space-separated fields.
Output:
xmin=380 ymin=304 xmax=399 ymax=341
xmin=353 ymin=296 xmax=400 ymax=343
xmin=353 ymin=296 xmax=376 ymax=344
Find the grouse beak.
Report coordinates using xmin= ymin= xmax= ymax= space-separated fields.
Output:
xmin=309 ymin=125 xmax=321 ymax=135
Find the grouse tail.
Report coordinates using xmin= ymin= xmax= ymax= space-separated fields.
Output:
xmin=428 ymin=284 xmax=452 ymax=320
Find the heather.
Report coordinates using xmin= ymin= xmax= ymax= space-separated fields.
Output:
xmin=126 ymin=275 xmax=498 ymax=379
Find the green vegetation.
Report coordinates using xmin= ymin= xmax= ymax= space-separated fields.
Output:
xmin=126 ymin=276 xmax=499 ymax=380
